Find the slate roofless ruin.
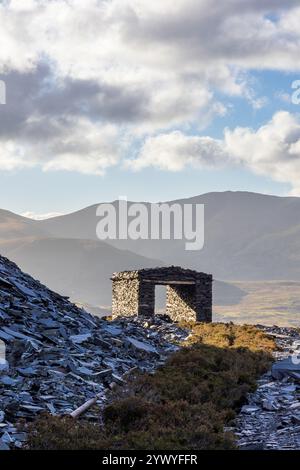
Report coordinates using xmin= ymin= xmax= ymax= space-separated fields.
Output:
xmin=111 ymin=266 xmax=213 ymax=322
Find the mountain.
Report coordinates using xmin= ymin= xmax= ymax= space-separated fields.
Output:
xmin=36 ymin=191 xmax=300 ymax=280
xmin=0 ymin=208 xmax=164 ymax=308
xmin=0 ymin=209 xmax=48 ymax=253
xmin=1 ymin=190 xmax=297 ymax=312
xmin=4 ymin=238 xmax=163 ymax=308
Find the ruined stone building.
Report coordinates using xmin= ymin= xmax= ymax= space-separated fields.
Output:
xmin=111 ymin=266 xmax=212 ymax=322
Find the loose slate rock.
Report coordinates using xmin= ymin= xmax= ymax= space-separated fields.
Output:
xmin=234 ymin=325 xmax=300 ymax=450
xmin=0 ymin=438 xmax=9 ymax=450
xmin=0 ymin=254 xmax=188 ymax=449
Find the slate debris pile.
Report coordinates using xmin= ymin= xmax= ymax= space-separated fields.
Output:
xmin=0 ymin=255 xmax=188 ymax=450
xmin=233 ymin=325 xmax=300 ymax=450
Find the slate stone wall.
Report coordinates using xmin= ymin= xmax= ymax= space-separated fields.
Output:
xmin=166 ymin=284 xmax=197 ymax=322
xmin=138 ymin=281 xmax=155 ymax=317
xmin=195 ymin=278 xmax=212 ymax=322
xmin=111 ymin=277 xmax=140 ymax=318
xmin=111 ymin=266 xmax=212 ymax=322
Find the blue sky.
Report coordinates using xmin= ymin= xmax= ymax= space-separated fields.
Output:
xmin=1 ymin=1 xmax=300 ymax=217
xmin=0 ymin=164 xmax=291 ymax=216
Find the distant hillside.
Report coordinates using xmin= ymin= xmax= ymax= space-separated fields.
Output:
xmin=37 ymin=191 xmax=300 ymax=280
xmin=4 ymin=237 xmax=163 ymax=307
xmin=1 ymin=191 xmax=298 ymax=314
xmin=0 ymin=209 xmax=48 ymax=252
xmin=214 ymin=280 xmax=300 ymax=327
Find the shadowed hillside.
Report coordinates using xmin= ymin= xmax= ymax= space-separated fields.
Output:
xmin=4 ymin=237 xmax=163 ymax=307
xmin=37 ymin=191 xmax=300 ymax=280
xmin=0 ymin=191 xmax=299 ymax=319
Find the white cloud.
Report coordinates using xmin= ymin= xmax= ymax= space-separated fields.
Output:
xmin=0 ymin=140 xmax=35 ymax=171
xmin=21 ymin=211 xmax=64 ymax=220
xmin=0 ymin=118 xmax=123 ymax=175
xmin=127 ymin=131 xmax=227 ymax=171
xmin=224 ymin=111 xmax=300 ymax=194
xmin=129 ymin=111 xmax=300 ymax=195
xmin=1 ymin=1 xmax=300 ymax=175
xmin=41 ymin=120 xmax=122 ymax=176
xmin=2 ymin=1 xmax=300 ymax=110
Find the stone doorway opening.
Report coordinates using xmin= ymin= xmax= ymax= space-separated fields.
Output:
xmin=155 ymin=285 xmax=167 ymax=315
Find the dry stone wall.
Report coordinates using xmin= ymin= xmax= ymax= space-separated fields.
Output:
xmin=195 ymin=278 xmax=212 ymax=322
xmin=111 ymin=277 xmax=140 ymax=318
xmin=166 ymin=284 xmax=197 ymax=322
xmin=111 ymin=266 xmax=212 ymax=322
xmin=138 ymin=281 xmax=155 ymax=317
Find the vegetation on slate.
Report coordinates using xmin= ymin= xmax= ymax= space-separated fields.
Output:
xmin=27 ymin=323 xmax=276 ymax=450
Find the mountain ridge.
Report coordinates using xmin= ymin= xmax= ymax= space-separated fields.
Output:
xmin=1 ymin=191 xmax=299 ymax=311
xmin=35 ymin=191 xmax=300 ymax=280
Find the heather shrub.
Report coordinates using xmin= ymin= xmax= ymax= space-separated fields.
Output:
xmin=28 ymin=323 xmax=275 ymax=450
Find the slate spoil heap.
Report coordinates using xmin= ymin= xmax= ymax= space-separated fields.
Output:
xmin=234 ymin=325 xmax=300 ymax=450
xmin=0 ymin=255 xmax=188 ymax=450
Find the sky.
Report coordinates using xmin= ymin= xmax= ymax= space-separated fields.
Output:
xmin=1 ymin=0 xmax=300 ymax=217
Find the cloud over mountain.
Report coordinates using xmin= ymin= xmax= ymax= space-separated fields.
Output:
xmin=129 ymin=111 xmax=300 ymax=195
xmin=1 ymin=1 xmax=300 ymax=185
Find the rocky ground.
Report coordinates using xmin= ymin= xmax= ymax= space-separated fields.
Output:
xmin=2 ymin=254 xmax=300 ymax=451
xmin=0 ymin=255 xmax=188 ymax=450
xmin=233 ymin=325 xmax=300 ymax=450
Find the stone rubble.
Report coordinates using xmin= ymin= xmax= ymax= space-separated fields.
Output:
xmin=0 ymin=255 xmax=189 ymax=450
xmin=3 ymin=251 xmax=300 ymax=451
xmin=233 ymin=325 xmax=300 ymax=450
